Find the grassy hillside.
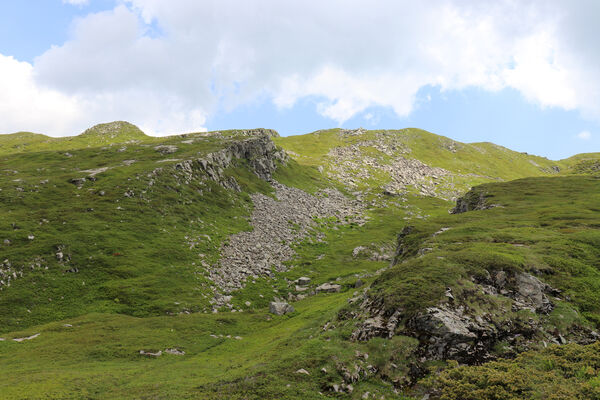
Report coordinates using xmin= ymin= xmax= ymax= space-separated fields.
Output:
xmin=356 ymin=175 xmax=600 ymax=398
xmin=275 ymin=128 xmax=564 ymax=190
xmin=0 ymin=123 xmax=599 ymax=399
xmin=0 ymin=122 xmax=153 ymax=156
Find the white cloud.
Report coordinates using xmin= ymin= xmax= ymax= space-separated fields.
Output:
xmin=0 ymin=51 xmax=206 ymax=136
xmin=2 ymin=1 xmax=600 ymax=135
xmin=0 ymin=54 xmax=81 ymax=135
xmin=577 ymin=130 xmax=592 ymax=140
xmin=62 ymin=0 xmax=90 ymax=6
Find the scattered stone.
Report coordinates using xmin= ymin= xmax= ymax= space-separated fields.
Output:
xmin=154 ymin=145 xmax=178 ymax=154
xmin=209 ymin=182 xmax=362 ymax=301
xmin=296 ymin=368 xmax=310 ymax=375
xmin=164 ymin=348 xmax=185 ymax=356
xmin=353 ymin=246 xmax=367 ymax=258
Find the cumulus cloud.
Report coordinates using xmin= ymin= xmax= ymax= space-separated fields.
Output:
xmin=0 ymin=54 xmax=81 ymax=135
xmin=2 ymin=0 xmax=600 ymax=135
xmin=577 ymin=130 xmax=592 ymax=140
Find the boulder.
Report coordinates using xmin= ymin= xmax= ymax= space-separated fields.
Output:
xmin=164 ymin=348 xmax=185 ymax=356
xmin=514 ymin=273 xmax=552 ymax=313
xmin=296 ymin=277 xmax=311 ymax=285
xmin=139 ymin=350 xmax=162 ymax=357
xmin=154 ymin=145 xmax=178 ymax=154
xmin=316 ymin=282 xmax=342 ymax=293
xmin=269 ymin=301 xmax=294 ymax=315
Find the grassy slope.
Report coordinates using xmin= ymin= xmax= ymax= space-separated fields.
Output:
xmin=370 ymin=175 xmax=600 ymax=320
xmin=0 ymin=122 xmax=151 ymax=156
xmin=0 ymin=126 xmax=270 ymax=332
xmin=360 ymin=174 xmax=600 ymax=399
xmin=1 ymin=124 xmax=599 ymax=399
xmin=275 ymin=128 xmax=563 ymax=181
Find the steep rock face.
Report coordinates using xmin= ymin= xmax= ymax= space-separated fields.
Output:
xmin=174 ymin=134 xmax=287 ymax=190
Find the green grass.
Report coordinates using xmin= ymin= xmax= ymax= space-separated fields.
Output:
xmin=1 ymin=123 xmax=599 ymax=398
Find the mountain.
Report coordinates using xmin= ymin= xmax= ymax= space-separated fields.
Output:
xmin=0 ymin=122 xmax=599 ymax=399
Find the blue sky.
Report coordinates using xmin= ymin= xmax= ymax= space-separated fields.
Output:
xmin=1 ymin=0 xmax=599 ymax=160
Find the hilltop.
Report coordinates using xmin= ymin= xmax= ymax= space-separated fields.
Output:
xmin=0 ymin=122 xmax=599 ymax=399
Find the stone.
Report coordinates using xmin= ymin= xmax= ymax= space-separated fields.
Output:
xmin=209 ymin=181 xmax=362 ymax=305
xmin=12 ymin=333 xmax=40 ymax=342
xmin=296 ymin=277 xmax=311 ymax=285
xmin=69 ymin=178 xmax=86 ymax=187
xmin=154 ymin=145 xmax=178 ymax=154
xmin=269 ymin=301 xmax=294 ymax=315
xmin=295 ymin=368 xmax=310 ymax=375
xmin=515 ymin=273 xmax=552 ymax=313
xmin=352 ymin=246 xmax=367 ymax=258
xmin=164 ymin=348 xmax=185 ymax=356
xmin=316 ymin=283 xmax=341 ymax=293
xmin=139 ymin=350 xmax=162 ymax=357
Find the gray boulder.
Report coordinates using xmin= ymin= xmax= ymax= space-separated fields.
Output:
xmin=269 ymin=301 xmax=294 ymax=315
xmin=296 ymin=277 xmax=311 ymax=285
xmin=316 ymin=282 xmax=342 ymax=293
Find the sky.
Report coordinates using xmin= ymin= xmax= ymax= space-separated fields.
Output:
xmin=0 ymin=1 xmax=599 ymax=160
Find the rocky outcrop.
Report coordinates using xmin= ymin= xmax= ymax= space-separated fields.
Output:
xmin=349 ymin=270 xmax=597 ymax=365
xmin=389 ymin=226 xmax=415 ymax=267
xmin=173 ymin=135 xmax=287 ymax=191
xmin=451 ymin=188 xmax=500 ymax=214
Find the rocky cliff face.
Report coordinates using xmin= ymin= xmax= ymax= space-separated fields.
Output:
xmin=171 ymin=134 xmax=287 ymax=191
